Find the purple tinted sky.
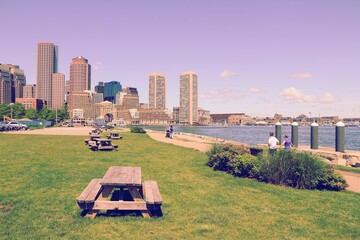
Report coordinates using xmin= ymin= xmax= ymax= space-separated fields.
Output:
xmin=1 ymin=0 xmax=360 ymax=117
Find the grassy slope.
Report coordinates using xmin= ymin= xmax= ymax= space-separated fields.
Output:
xmin=0 ymin=133 xmax=359 ymax=239
xmin=334 ymin=165 xmax=360 ymax=174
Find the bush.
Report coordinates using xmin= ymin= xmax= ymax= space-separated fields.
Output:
xmin=207 ymin=144 xmax=348 ymax=191
xmin=256 ymin=150 xmax=348 ymax=190
xmin=130 ymin=127 xmax=146 ymax=134
xmin=228 ymin=153 xmax=259 ymax=178
xmin=29 ymin=125 xmax=44 ymax=130
xmin=206 ymin=143 xmax=250 ymax=172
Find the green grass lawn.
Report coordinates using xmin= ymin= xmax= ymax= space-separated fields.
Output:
xmin=0 ymin=133 xmax=359 ymax=239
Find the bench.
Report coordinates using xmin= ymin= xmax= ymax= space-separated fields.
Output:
xmin=143 ymin=180 xmax=162 ymax=213
xmin=77 ymin=178 xmax=103 ymax=210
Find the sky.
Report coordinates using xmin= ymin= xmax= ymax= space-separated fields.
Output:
xmin=1 ymin=0 xmax=360 ymax=118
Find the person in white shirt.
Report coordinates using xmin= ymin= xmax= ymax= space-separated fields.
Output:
xmin=268 ymin=132 xmax=279 ymax=153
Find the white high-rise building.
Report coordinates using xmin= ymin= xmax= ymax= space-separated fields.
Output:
xmin=179 ymin=71 xmax=198 ymax=125
xmin=148 ymin=73 xmax=166 ymax=109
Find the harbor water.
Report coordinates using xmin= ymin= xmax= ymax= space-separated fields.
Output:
xmin=144 ymin=125 xmax=360 ymax=151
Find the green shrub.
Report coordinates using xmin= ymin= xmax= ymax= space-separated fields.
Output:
xmin=206 ymin=143 xmax=250 ymax=172
xmin=256 ymin=150 xmax=348 ymax=190
xmin=207 ymin=144 xmax=348 ymax=191
xmin=228 ymin=153 xmax=259 ymax=178
xmin=316 ymin=166 xmax=348 ymax=191
xmin=130 ymin=126 xmax=146 ymax=134
xmin=29 ymin=125 xmax=44 ymax=130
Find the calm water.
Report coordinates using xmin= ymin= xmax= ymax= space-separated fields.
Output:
xmin=144 ymin=125 xmax=360 ymax=151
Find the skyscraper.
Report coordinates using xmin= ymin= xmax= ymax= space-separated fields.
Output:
xmin=23 ymin=84 xmax=36 ymax=98
xmin=9 ymin=65 xmax=26 ymax=102
xmin=36 ymin=42 xmax=58 ymax=107
xmin=148 ymin=73 xmax=166 ymax=109
xmin=0 ymin=64 xmax=26 ymax=104
xmin=179 ymin=71 xmax=198 ymax=125
xmin=116 ymin=87 xmax=139 ymax=109
xmin=69 ymin=56 xmax=91 ymax=92
xmin=0 ymin=64 xmax=11 ymax=104
xmin=95 ymin=82 xmax=104 ymax=94
xmin=104 ymin=81 xmax=122 ymax=103
xmin=51 ymin=73 xmax=65 ymax=109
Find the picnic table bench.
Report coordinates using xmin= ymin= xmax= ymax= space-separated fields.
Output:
xmin=89 ymin=139 xmax=118 ymax=151
xmin=84 ymin=135 xmax=101 ymax=145
xmin=77 ymin=166 xmax=162 ymax=218
xmin=106 ymin=132 xmax=123 ymax=140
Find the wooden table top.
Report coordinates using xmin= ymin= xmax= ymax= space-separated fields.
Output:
xmin=100 ymin=166 xmax=142 ymax=187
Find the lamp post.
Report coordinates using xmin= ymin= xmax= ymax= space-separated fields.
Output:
xmin=55 ymin=108 xmax=58 ymax=125
xmin=9 ymin=103 xmax=14 ymax=120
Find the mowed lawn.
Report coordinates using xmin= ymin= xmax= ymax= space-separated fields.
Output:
xmin=0 ymin=133 xmax=359 ymax=239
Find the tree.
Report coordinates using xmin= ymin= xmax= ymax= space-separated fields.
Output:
xmin=12 ymin=103 xmax=26 ymax=119
xmin=0 ymin=104 xmax=11 ymax=119
xmin=38 ymin=106 xmax=51 ymax=120
xmin=25 ymin=108 xmax=38 ymax=120
xmin=46 ymin=110 xmax=57 ymax=121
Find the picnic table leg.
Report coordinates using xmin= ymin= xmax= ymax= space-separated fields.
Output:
xmin=128 ymin=187 xmax=151 ymax=218
xmin=85 ymin=186 xmax=114 ymax=218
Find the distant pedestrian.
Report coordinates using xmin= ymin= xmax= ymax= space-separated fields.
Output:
xmin=165 ymin=130 xmax=171 ymax=138
xmin=169 ymin=125 xmax=174 ymax=139
xmin=268 ymin=132 xmax=279 ymax=154
xmin=282 ymin=135 xmax=293 ymax=150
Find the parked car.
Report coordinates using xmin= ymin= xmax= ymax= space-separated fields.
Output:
xmin=0 ymin=124 xmax=7 ymax=132
xmin=6 ymin=121 xmax=28 ymax=130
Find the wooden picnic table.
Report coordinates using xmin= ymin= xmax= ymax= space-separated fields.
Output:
xmin=77 ymin=166 xmax=162 ymax=218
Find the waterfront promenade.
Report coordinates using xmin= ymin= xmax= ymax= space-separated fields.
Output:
xmin=5 ymin=127 xmax=360 ymax=193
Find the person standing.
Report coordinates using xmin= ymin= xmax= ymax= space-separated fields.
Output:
xmin=169 ymin=125 xmax=174 ymax=139
xmin=268 ymin=132 xmax=279 ymax=153
xmin=282 ymin=135 xmax=293 ymax=150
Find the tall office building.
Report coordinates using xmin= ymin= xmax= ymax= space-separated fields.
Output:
xmin=9 ymin=65 xmax=26 ymax=101
xmin=95 ymin=82 xmax=104 ymax=94
xmin=104 ymin=81 xmax=122 ymax=103
xmin=51 ymin=73 xmax=65 ymax=109
xmin=179 ymin=71 xmax=198 ymax=125
xmin=36 ymin=42 xmax=58 ymax=107
xmin=69 ymin=56 xmax=91 ymax=92
xmin=65 ymin=80 xmax=70 ymax=95
xmin=0 ymin=64 xmax=26 ymax=104
xmin=23 ymin=84 xmax=36 ymax=98
xmin=116 ymin=87 xmax=139 ymax=110
xmin=148 ymin=73 xmax=166 ymax=109
xmin=0 ymin=64 xmax=11 ymax=104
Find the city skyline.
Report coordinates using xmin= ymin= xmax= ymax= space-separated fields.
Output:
xmin=1 ymin=1 xmax=359 ymax=117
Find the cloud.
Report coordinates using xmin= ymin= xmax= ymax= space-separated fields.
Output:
xmin=248 ymin=87 xmax=262 ymax=93
xmin=93 ymin=61 xmax=103 ymax=70
xmin=199 ymin=88 xmax=245 ymax=101
xmin=280 ymin=87 xmax=317 ymax=103
xmin=290 ymin=72 xmax=315 ymax=79
xmin=220 ymin=69 xmax=236 ymax=78
xmin=320 ymin=92 xmax=337 ymax=103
